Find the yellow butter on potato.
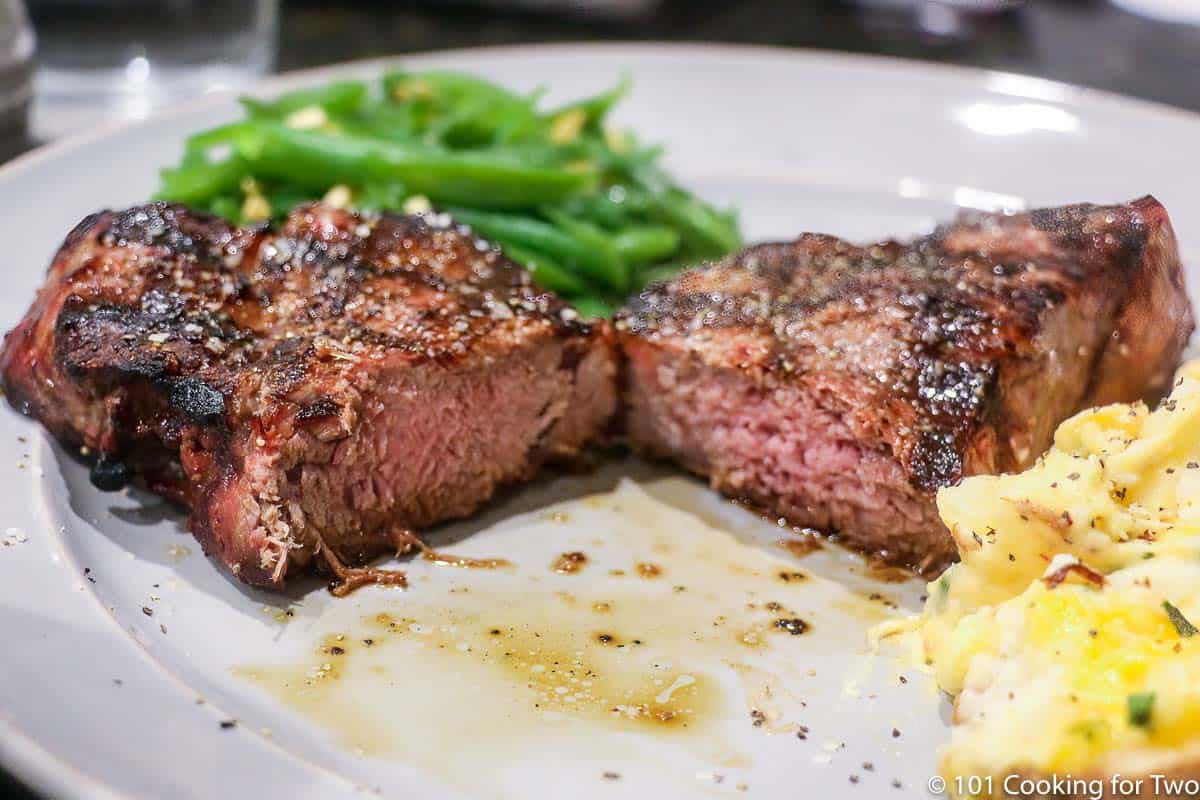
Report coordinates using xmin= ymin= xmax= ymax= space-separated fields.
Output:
xmin=915 ymin=361 xmax=1200 ymax=786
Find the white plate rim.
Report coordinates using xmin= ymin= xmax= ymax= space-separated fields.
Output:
xmin=6 ymin=41 xmax=1200 ymax=193
xmin=3 ymin=40 xmax=1200 ymax=800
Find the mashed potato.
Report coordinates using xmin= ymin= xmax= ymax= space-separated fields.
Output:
xmin=915 ymin=361 xmax=1200 ymax=787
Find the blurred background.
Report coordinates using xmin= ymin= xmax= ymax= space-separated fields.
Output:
xmin=0 ymin=0 xmax=1198 ymax=166
xmin=0 ymin=0 xmax=1198 ymax=795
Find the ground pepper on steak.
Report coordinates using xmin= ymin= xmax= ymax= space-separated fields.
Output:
xmin=616 ymin=196 xmax=1192 ymax=575
xmin=1 ymin=202 xmax=618 ymax=590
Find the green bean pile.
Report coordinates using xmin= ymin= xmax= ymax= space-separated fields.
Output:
xmin=156 ymin=71 xmax=743 ymax=316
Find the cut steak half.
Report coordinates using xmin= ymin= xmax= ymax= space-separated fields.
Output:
xmin=1 ymin=202 xmax=618 ymax=590
xmin=615 ymin=196 xmax=1192 ymax=575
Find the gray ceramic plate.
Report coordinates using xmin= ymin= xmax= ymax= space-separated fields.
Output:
xmin=1 ymin=43 xmax=1198 ymax=800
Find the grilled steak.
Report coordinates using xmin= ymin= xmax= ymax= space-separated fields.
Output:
xmin=616 ymin=196 xmax=1192 ymax=574
xmin=1 ymin=202 xmax=617 ymax=590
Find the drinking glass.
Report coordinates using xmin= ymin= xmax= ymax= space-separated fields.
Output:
xmin=0 ymin=0 xmax=33 ymax=149
xmin=27 ymin=0 xmax=278 ymax=141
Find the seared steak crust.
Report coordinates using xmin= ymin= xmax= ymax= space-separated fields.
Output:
xmin=616 ymin=197 xmax=1192 ymax=573
xmin=3 ymin=202 xmax=618 ymax=588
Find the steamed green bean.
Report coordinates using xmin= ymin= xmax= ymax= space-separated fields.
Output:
xmin=447 ymin=207 xmax=622 ymax=291
xmin=241 ymin=81 xmax=368 ymax=120
xmin=613 ymin=225 xmax=681 ymax=267
xmin=155 ymin=69 xmax=743 ymax=313
xmin=496 ymin=241 xmax=590 ymax=296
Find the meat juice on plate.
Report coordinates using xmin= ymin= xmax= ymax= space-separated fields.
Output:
xmin=233 ymin=473 xmax=938 ymax=797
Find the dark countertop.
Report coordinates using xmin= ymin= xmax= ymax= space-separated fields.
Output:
xmin=2 ymin=1 xmax=1198 ymax=798
xmin=277 ymin=0 xmax=1200 ymax=112
xmin=4 ymin=0 xmax=1199 ymax=165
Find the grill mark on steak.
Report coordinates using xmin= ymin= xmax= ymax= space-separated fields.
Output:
xmin=295 ymin=398 xmax=342 ymax=421
xmin=2 ymin=201 xmax=618 ymax=590
xmin=617 ymin=196 xmax=1192 ymax=574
